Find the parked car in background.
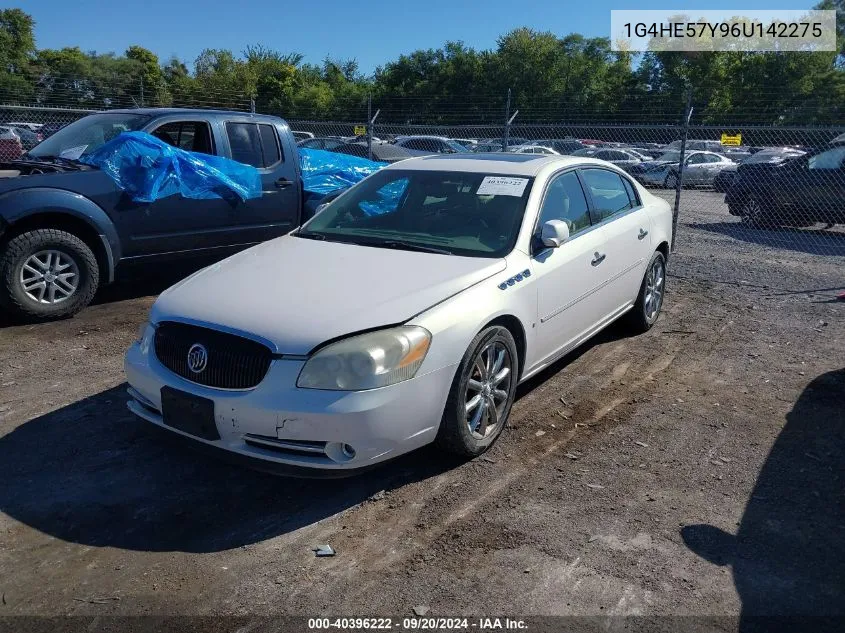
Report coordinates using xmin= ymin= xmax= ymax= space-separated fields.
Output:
xmin=725 ymin=144 xmax=845 ymax=227
xmin=0 ymin=108 xmax=328 ymax=322
xmin=393 ymin=135 xmax=468 ymax=156
xmin=713 ymin=147 xmax=806 ymax=192
xmin=7 ymin=122 xmax=43 ymax=133
xmin=0 ymin=126 xmax=23 ymax=161
xmin=292 ymin=131 xmax=315 ymax=142
xmin=471 ymin=142 xmax=507 ymax=153
xmin=451 ymin=138 xmax=478 ymax=149
xmin=664 ymin=139 xmax=725 ymax=153
xmin=331 ymin=142 xmax=413 ymax=163
xmin=531 ymin=138 xmax=588 ymax=155
xmin=627 ymin=147 xmax=666 ymax=160
xmin=629 ymin=150 xmax=735 ymax=188
xmin=511 ymin=144 xmax=560 ymax=155
xmin=125 ymin=153 xmax=672 ymax=474
xmin=480 ymin=137 xmax=529 ymax=151
xmin=9 ymin=125 xmax=41 ymax=151
xmin=577 ymin=148 xmax=652 ymax=173
xmin=297 ymin=137 xmax=347 ymax=150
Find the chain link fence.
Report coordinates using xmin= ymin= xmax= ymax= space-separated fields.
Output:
xmin=2 ymin=87 xmax=844 ymax=282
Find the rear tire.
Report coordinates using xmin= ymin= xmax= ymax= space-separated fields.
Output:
xmin=436 ymin=326 xmax=519 ymax=457
xmin=664 ymin=172 xmax=679 ymax=189
xmin=626 ymin=251 xmax=666 ymax=334
xmin=740 ymin=196 xmax=773 ymax=229
xmin=0 ymin=229 xmax=99 ymax=322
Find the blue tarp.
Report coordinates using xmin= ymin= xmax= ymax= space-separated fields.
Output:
xmin=81 ymin=131 xmax=262 ymax=203
xmin=299 ymin=148 xmax=386 ymax=195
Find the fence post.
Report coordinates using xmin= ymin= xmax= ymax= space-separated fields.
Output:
xmin=367 ymin=93 xmax=372 ymax=161
xmin=672 ymin=87 xmax=693 ymax=253
xmin=139 ymin=76 xmax=144 ymax=108
xmin=503 ymin=88 xmax=511 ymax=152
xmin=250 ymin=98 xmax=255 ymax=113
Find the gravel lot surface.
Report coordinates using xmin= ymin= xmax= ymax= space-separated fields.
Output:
xmin=0 ymin=191 xmax=843 ymax=628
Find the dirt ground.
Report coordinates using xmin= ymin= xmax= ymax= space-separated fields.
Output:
xmin=0 ymin=191 xmax=843 ymax=628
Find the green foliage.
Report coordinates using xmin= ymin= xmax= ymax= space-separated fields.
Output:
xmin=0 ymin=8 xmax=842 ymax=123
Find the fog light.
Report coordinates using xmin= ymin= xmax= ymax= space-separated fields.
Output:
xmin=341 ymin=444 xmax=356 ymax=458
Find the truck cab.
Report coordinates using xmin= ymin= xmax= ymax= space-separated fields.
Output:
xmin=0 ymin=108 xmax=305 ymax=321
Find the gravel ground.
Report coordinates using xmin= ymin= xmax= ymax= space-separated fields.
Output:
xmin=0 ymin=191 xmax=843 ymax=628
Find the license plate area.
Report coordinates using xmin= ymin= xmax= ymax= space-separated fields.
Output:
xmin=160 ymin=387 xmax=220 ymax=441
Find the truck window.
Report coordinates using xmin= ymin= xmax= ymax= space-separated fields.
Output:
xmin=258 ymin=124 xmax=282 ymax=165
xmin=150 ymin=121 xmax=213 ymax=154
xmin=226 ymin=122 xmax=282 ymax=168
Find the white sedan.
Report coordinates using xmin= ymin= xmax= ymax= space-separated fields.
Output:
xmin=125 ymin=154 xmax=672 ymax=475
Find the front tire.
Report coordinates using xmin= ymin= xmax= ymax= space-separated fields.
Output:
xmin=0 ymin=229 xmax=99 ymax=322
xmin=627 ymin=251 xmax=666 ymax=333
xmin=436 ymin=326 xmax=519 ymax=457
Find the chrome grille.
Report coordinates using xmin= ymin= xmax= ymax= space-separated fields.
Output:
xmin=153 ymin=321 xmax=273 ymax=389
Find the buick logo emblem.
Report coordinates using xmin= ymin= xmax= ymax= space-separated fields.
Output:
xmin=187 ymin=343 xmax=208 ymax=374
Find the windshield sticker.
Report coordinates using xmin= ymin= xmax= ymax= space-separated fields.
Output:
xmin=476 ymin=176 xmax=529 ymax=197
xmin=59 ymin=145 xmax=88 ymax=160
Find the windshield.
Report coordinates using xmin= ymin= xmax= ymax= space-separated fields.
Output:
xmin=28 ymin=112 xmax=152 ymax=159
xmin=656 ymin=151 xmax=682 ymax=162
xmin=298 ymin=169 xmax=534 ymax=258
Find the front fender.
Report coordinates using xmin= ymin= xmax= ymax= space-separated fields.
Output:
xmin=0 ymin=187 xmax=122 ymax=265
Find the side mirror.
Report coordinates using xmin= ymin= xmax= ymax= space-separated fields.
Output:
xmin=540 ymin=219 xmax=570 ymax=248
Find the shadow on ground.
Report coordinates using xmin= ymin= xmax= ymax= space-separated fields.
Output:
xmin=0 ymin=384 xmax=466 ymax=553
xmin=689 ymin=221 xmax=845 ymax=257
xmin=683 ymin=368 xmax=845 ymax=629
xmin=0 ymin=319 xmax=633 ymax=554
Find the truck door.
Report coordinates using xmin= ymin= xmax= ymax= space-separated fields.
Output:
xmin=118 ymin=118 xmax=236 ymax=257
xmin=221 ymin=120 xmax=301 ymax=243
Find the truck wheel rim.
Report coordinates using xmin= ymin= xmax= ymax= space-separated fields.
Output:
xmin=20 ymin=250 xmax=80 ymax=304
xmin=465 ymin=341 xmax=512 ymax=440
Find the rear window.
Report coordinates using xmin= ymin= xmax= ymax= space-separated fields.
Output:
xmin=226 ymin=122 xmax=282 ymax=168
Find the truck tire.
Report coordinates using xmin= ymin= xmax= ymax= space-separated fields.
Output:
xmin=0 ymin=229 xmax=99 ymax=322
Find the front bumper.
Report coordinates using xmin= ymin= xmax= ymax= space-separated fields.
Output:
xmin=124 ymin=339 xmax=458 ymax=474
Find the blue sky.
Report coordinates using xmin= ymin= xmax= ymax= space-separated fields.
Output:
xmin=8 ymin=0 xmax=818 ymax=75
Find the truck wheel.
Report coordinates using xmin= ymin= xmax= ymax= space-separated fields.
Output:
xmin=0 ymin=229 xmax=99 ymax=321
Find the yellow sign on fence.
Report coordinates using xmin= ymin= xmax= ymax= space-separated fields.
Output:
xmin=353 ymin=125 xmax=367 ymax=136
xmin=721 ymin=133 xmax=742 ymax=146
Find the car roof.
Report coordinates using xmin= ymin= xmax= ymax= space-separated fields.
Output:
xmin=382 ymin=153 xmax=605 ymax=176
xmin=396 ymin=135 xmax=451 ymax=141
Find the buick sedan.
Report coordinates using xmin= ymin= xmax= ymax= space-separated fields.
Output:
xmin=125 ymin=154 xmax=672 ymax=475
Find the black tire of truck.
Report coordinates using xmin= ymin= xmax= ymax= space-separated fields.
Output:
xmin=0 ymin=229 xmax=99 ymax=322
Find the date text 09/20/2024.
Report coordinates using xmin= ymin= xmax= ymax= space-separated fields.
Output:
xmin=307 ymin=618 xmax=528 ymax=630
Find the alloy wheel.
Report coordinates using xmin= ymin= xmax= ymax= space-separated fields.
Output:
xmin=19 ymin=249 xmax=80 ymax=304
xmin=644 ymin=257 xmax=665 ymax=321
xmin=464 ymin=340 xmax=513 ymax=440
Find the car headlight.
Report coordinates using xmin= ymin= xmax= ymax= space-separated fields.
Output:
xmin=297 ymin=326 xmax=431 ymax=391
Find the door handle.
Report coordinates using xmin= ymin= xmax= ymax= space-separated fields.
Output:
xmin=591 ymin=252 xmax=606 ymax=266
xmin=638 ymin=228 xmax=649 ymax=240
xmin=275 ymin=177 xmax=294 ymax=189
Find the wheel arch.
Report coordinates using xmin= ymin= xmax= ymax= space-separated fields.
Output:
xmin=0 ymin=189 xmax=119 ymax=283
xmin=480 ymin=314 xmax=527 ymax=381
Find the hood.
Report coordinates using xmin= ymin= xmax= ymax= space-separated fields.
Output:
xmin=152 ymin=235 xmax=507 ymax=354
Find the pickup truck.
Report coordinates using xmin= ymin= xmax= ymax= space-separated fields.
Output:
xmin=0 ymin=108 xmax=311 ymax=322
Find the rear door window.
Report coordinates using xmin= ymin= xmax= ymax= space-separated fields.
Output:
xmin=258 ymin=124 xmax=281 ymax=165
xmin=580 ymin=168 xmax=634 ymax=222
